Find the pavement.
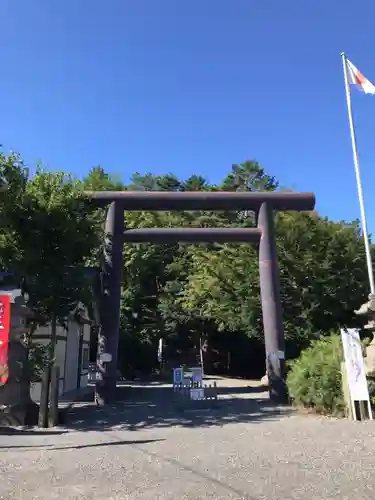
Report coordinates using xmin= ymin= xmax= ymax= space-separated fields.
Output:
xmin=58 ymin=385 xmax=95 ymax=407
xmin=1 ymin=377 xmax=375 ymax=500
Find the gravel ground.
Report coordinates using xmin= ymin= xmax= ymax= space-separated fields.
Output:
xmin=1 ymin=378 xmax=375 ymax=500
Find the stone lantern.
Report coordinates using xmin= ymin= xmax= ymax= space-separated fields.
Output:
xmin=355 ymin=293 xmax=375 ymax=376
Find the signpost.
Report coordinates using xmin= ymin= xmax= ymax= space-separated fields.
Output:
xmin=340 ymin=328 xmax=372 ymax=420
xmin=173 ymin=367 xmax=183 ymax=388
xmin=0 ymin=294 xmax=11 ymax=385
xmin=99 ymin=352 xmax=112 ymax=363
xmin=191 ymin=366 xmax=203 ymax=385
xmin=157 ymin=338 xmax=163 ymax=364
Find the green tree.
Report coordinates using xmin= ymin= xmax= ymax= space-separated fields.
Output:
xmin=0 ymin=152 xmax=29 ymax=274
xmin=128 ymin=172 xmax=182 ymax=192
xmin=221 ymin=161 xmax=279 ymax=192
xmin=80 ymin=165 xmax=126 ymax=268
xmin=119 ymin=210 xmax=182 ymax=374
xmin=19 ymin=170 xmax=98 ymax=326
xmin=182 ymin=175 xmax=209 ymax=191
xmin=276 ymin=213 xmax=368 ymax=350
xmin=0 ymin=157 xmax=102 ymax=423
xmin=81 ymin=166 xmax=124 ymax=192
xmin=178 ymin=211 xmax=369 ymax=359
xmin=12 ymin=169 xmax=98 ymax=421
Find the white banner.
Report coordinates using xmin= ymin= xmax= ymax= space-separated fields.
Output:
xmin=340 ymin=328 xmax=370 ymax=401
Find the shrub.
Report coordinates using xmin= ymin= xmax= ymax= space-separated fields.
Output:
xmin=28 ymin=342 xmax=51 ymax=383
xmin=286 ymin=334 xmax=345 ymax=416
xmin=366 ymin=377 xmax=375 ymax=411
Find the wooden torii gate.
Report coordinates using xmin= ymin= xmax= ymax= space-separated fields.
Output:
xmin=87 ymin=191 xmax=315 ymax=405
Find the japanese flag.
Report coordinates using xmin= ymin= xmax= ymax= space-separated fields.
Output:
xmin=346 ymin=59 xmax=375 ymax=94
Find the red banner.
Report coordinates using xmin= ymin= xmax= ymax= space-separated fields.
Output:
xmin=0 ymin=294 xmax=11 ymax=385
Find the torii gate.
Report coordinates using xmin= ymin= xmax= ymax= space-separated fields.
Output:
xmin=87 ymin=191 xmax=315 ymax=405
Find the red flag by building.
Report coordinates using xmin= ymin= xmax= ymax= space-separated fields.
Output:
xmin=0 ymin=294 xmax=11 ymax=385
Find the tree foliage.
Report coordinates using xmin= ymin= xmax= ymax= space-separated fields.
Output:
xmin=0 ymin=166 xmax=98 ymax=326
xmin=19 ymin=170 xmax=98 ymax=323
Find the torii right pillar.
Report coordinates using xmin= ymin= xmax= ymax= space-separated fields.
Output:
xmin=258 ymin=202 xmax=288 ymax=404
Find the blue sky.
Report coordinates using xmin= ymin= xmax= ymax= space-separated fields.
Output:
xmin=1 ymin=1 xmax=375 ymax=230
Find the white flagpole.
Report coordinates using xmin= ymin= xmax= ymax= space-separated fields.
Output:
xmin=341 ymin=52 xmax=375 ymax=295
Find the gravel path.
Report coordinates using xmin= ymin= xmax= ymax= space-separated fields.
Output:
xmin=1 ymin=378 xmax=375 ymax=500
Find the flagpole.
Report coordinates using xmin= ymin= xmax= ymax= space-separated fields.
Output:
xmin=341 ymin=52 xmax=375 ymax=295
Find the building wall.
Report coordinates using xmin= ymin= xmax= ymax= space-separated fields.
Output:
xmin=30 ymin=319 xmax=90 ymax=402
xmin=10 ymin=304 xmax=27 ymax=334
xmin=80 ymin=323 xmax=90 ymax=388
xmin=64 ymin=319 xmax=79 ymax=393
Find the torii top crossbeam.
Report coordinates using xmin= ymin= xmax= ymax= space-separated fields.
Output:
xmin=86 ymin=191 xmax=315 ymax=212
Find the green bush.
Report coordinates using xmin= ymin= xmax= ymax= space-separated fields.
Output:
xmin=286 ymin=334 xmax=345 ymax=416
xmin=28 ymin=342 xmax=51 ymax=383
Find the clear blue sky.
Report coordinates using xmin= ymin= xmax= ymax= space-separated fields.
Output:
xmin=1 ymin=1 xmax=375 ymax=230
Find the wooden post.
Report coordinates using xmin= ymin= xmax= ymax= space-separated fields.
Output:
xmin=341 ymin=361 xmax=353 ymax=419
xmin=358 ymin=400 xmax=369 ymax=420
xmin=48 ymin=365 xmax=60 ymax=427
xmin=341 ymin=361 xmax=372 ymax=420
xmin=38 ymin=368 xmax=50 ymax=428
xmin=199 ymin=335 xmax=205 ymax=377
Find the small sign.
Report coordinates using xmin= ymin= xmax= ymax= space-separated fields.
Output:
xmin=190 ymin=388 xmax=204 ymax=400
xmin=191 ymin=366 xmax=203 ymax=384
xmin=173 ymin=367 xmax=183 ymax=385
xmin=100 ymin=352 xmax=112 ymax=363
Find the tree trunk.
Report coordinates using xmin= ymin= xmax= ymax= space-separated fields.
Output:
xmin=95 ymin=323 xmax=107 ymax=406
xmin=49 ymin=312 xmax=58 ymax=364
xmin=91 ymin=270 xmax=108 ymax=407
xmin=39 ymin=312 xmax=57 ymax=427
xmin=201 ymin=334 xmax=213 ymax=375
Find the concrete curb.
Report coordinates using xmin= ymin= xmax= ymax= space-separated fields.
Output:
xmin=59 ymin=386 xmax=95 ymax=410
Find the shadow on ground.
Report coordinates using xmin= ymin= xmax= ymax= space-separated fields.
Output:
xmin=217 ymin=385 xmax=267 ymax=395
xmin=63 ymin=384 xmax=292 ymax=432
xmin=1 ymin=438 xmax=164 ymax=451
xmin=0 ymin=427 xmax=68 ymax=436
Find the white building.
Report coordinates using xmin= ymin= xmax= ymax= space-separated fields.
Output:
xmin=30 ymin=317 xmax=91 ymax=401
xmin=0 ymin=287 xmax=92 ymax=401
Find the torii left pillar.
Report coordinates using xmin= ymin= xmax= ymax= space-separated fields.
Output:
xmin=95 ymin=202 xmax=124 ymax=406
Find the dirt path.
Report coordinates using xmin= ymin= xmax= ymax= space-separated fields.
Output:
xmin=0 ymin=377 xmax=374 ymax=499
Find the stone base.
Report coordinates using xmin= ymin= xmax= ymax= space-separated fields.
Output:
xmin=0 ymin=401 xmax=68 ymax=428
xmin=0 ymin=400 xmax=40 ymax=427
